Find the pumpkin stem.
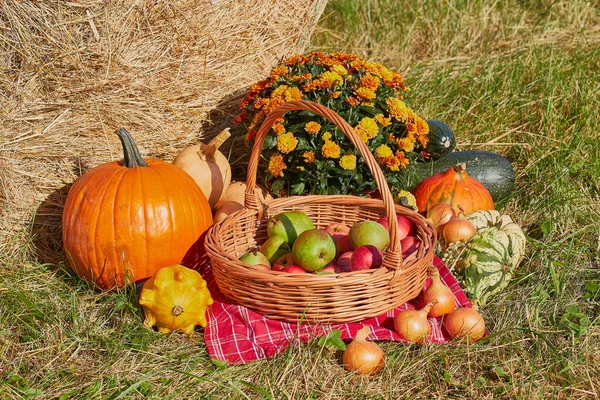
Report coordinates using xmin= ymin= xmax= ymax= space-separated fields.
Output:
xmin=453 ymin=163 xmax=467 ymax=174
xmin=172 ymin=305 xmax=184 ymax=316
xmin=199 ymin=128 xmax=231 ymax=160
xmin=116 ymin=128 xmax=148 ymax=168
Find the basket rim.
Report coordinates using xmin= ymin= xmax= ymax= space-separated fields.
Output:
xmin=205 ymin=193 xmax=437 ymax=281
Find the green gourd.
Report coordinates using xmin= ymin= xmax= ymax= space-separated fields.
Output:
xmin=425 ymin=120 xmax=456 ymax=159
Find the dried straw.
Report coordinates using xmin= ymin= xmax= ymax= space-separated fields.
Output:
xmin=0 ymin=0 xmax=327 ymax=264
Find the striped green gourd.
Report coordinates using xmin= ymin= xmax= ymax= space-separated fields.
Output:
xmin=442 ymin=211 xmax=526 ymax=306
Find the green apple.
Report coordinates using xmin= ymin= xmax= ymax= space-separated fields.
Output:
xmin=348 ymin=220 xmax=390 ymax=251
xmin=291 ymin=229 xmax=336 ymax=272
xmin=259 ymin=235 xmax=291 ymax=265
xmin=239 ymin=249 xmax=271 ymax=268
xmin=266 ymin=211 xmax=315 ymax=246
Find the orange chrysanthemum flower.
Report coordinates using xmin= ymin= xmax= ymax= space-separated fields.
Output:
xmin=268 ymin=154 xmax=287 ymax=177
xmin=303 ymin=151 xmax=315 ymax=163
xmin=322 ymin=140 xmax=341 ymax=159
xmin=386 ymin=97 xmax=409 ymax=122
xmin=347 ymin=96 xmax=360 ymax=106
xmin=305 ymin=121 xmax=321 ymax=134
xmin=360 ymin=74 xmax=380 ymax=91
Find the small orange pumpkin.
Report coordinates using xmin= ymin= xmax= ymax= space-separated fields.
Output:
xmin=412 ymin=163 xmax=494 ymax=215
xmin=62 ymin=128 xmax=213 ymax=290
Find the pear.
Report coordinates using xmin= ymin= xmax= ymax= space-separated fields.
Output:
xmin=349 ymin=221 xmax=390 ymax=251
xmin=266 ymin=211 xmax=314 ymax=246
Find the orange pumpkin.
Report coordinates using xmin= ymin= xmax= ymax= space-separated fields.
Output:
xmin=412 ymin=163 xmax=494 ymax=215
xmin=62 ymin=128 xmax=213 ymax=290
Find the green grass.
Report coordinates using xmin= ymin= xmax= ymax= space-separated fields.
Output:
xmin=2 ymin=0 xmax=600 ymax=398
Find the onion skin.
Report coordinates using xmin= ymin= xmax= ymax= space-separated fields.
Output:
xmin=427 ymin=203 xmax=456 ymax=228
xmin=342 ymin=326 xmax=385 ymax=374
xmin=422 ymin=268 xmax=456 ymax=317
xmin=394 ymin=301 xmax=436 ymax=343
xmin=444 ymin=307 xmax=486 ymax=342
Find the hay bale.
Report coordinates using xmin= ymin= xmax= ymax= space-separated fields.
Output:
xmin=0 ymin=0 xmax=327 ymax=264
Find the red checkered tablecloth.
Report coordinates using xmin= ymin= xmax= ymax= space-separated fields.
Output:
xmin=202 ymin=257 xmax=471 ymax=364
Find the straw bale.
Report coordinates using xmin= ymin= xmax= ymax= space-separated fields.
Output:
xmin=0 ymin=0 xmax=327 ymax=264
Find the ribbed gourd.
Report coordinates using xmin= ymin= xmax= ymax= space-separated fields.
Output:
xmin=138 ymin=265 xmax=213 ymax=335
xmin=442 ymin=210 xmax=526 ymax=306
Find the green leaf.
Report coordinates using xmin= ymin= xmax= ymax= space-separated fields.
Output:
xmin=290 ymin=182 xmax=306 ymax=195
xmin=211 ymin=358 xmax=228 ymax=368
xmin=317 ymin=330 xmax=347 ymax=350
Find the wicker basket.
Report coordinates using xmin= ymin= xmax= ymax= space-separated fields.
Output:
xmin=204 ymin=100 xmax=436 ymax=323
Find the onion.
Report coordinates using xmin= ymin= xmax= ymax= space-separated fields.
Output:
xmin=444 ymin=306 xmax=486 ymax=342
xmin=342 ymin=326 xmax=385 ymax=374
xmin=427 ymin=203 xmax=456 ymax=237
xmin=442 ymin=217 xmax=476 ymax=244
xmin=427 ymin=203 xmax=455 ymax=227
xmin=422 ymin=268 xmax=456 ymax=317
xmin=394 ymin=301 xmax=436 ymax=343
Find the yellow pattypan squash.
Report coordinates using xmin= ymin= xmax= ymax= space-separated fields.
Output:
xmin=395 ymin=190 xmax=418 ymax=211
xmin=138 ymin=264 xmax=213 ymax=335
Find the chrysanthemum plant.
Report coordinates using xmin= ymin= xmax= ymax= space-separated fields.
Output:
xmin=235 ymin=51 xmax=430 ymax=197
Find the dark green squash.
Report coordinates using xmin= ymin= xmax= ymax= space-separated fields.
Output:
xmin=425 ymin=120 xmax=456 ymax=159
xmin=410 ymin=150 xmax=515 ymax=201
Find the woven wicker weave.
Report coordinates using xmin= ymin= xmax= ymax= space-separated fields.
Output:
xmin=204 ymin=100 xmax=436 ymax=323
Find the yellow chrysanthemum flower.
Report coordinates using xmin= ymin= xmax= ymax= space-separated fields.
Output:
xmin=276 ymin=132 xmax=298 ymax=154
xmin=305 ymin=121 xmax=321 ymax=134
xmin=320 ymin=71 xmax=344 ymax=87
xmin=284 ymin=86 xmax=303 ymax=102
xmin=386 ymin=97 xmax=409 ymax=122
xmin=322 ymin=140 xmax=341 ymax=159
xmin=268 ymin=154 xmax=287 ymax=177
xmin=396 ymin=138 xmax=415 ymax=153
xmin=303 ymin=151 xmax=315 ymax=163
xmin=322 ymin=131 xmax=332 ymax=141
xmin=355 ymin=117 xmax=379 ymax=143
xmin=355 ymin=87 xmax=377 ymax=101
xmin=375 ymin=144 xmax=393 ymax=158
xmin=374 ymin=113 xmax=392 ymax=127
xmin=332 ymin=65 xmax=348 ymax=76
xmin=339 ymin=154 xmax=357 ymax=170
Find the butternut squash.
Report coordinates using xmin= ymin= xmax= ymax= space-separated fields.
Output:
xmin=173 ymin=129 xmax=231 ymax=209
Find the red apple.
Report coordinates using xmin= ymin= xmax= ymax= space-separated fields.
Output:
xmin=350 ymin=245 xmax=383 ymax=271
xmin=335 ymin=251 xmax=353 ymax=273
xmin=272 ymin=252 xmax=295 ymax=271
xmin=377 ymin=215 xmax=414 ymax=241
xmin=401 ymin=236 xmax=421 ymax=256
xmin=318 ymin=264 xmax=336 ymax=274
xmin=282 ymin=265 xmax=307 ymax=273
xmin=324 ymin=222 xmax=351 ymax=243
xmin=335 ymin=235 xmax=354 ymax=258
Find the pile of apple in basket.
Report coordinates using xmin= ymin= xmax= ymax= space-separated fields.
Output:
xmin=240 ymin=210 xmax=415 ymax=275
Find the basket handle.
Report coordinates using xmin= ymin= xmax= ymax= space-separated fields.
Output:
xmin=245 ymin=100 xmax=403 ymax=261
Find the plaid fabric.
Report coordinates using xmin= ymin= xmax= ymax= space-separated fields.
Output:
xmin=203 ymin=257 xmax=471 ymax=364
